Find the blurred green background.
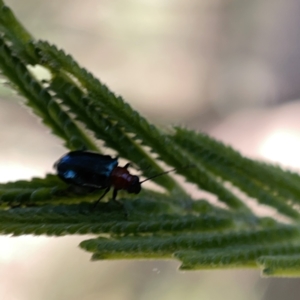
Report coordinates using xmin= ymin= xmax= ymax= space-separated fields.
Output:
xmin=1 ymin=0 xmax=300 ymax=299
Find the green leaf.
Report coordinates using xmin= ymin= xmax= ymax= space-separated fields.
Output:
xmin=0 ymin=0 xmax=300 ymax=277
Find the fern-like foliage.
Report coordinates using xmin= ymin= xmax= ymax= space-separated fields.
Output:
xmin=0 ymin=1 xmax=300 ymax=277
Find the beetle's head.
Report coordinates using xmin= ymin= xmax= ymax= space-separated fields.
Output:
xmin=127 ymin=175 xmax=141 ymax=194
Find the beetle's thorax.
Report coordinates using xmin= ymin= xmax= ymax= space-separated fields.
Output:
xmin=111 ymin=166 xmax=137 ymax=191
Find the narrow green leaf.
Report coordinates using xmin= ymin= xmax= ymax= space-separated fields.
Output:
xmin=258 ymin=255 xmax=300 ymax=277
xmin=1 ymin=0 xmax=300 ymax=277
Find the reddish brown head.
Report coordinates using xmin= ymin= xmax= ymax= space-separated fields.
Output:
xmin=126 ymin=175 xmax=141 ymax=194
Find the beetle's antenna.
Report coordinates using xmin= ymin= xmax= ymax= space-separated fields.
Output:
xmin=140 ymin=165 xmax=194 ymax=184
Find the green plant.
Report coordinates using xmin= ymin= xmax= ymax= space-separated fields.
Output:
xmin=0 ymin=1 xmax=300 ymax=277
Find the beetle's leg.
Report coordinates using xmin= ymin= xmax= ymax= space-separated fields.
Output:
xmin=124 ymin=163 xmax=131 ymax=169
xmin=112 ymin=188 xmax=118 ymax=200
xmin=124 ymin=162 xmax=142 ymax=170
xmin=112 ymin=188 xmax=122 ymax=206
xmin=92 ymin=187 xmax=110 ymax=209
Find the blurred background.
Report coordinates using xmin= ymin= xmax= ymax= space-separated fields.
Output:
xmin=1 ymin=0 xmax=300 ymax=299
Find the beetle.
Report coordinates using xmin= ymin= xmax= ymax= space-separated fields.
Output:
xmin=54 ymin=150 xmax=174 ymax=208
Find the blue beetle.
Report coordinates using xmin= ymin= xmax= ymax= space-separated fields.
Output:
xmin=54 ymin=151 xmax=141 ymax=207
xmin=55 ymin=150 xmax=179 ymax=207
